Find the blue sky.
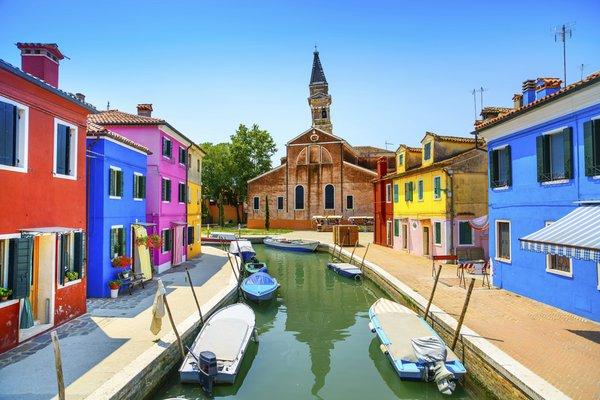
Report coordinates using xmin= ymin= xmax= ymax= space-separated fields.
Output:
xmin=1 ymin=0 xmax=599 ymax=161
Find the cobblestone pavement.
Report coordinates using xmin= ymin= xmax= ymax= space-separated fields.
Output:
xmin=282 ymin=231 xmax=600 ymax=400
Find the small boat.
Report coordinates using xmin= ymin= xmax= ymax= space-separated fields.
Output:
xmin=241 ymin=272 xmax=279 ymax=301
xmin=202 ymin=231 xmax=238 ymax=245
xmin=229 ymin=240 xmax=256 ymax=262
xmin=327 ymin=262 xmax=362 ymax=278
xmin=244 ymin=261 xmax=268 ymax=275
xmin=180 ymin=303 xmax=256 ymax=386
xmin=264 ymin=237 xmax=319 ymax=252
xmin=368 ymin=298 xmax=466 ymax=395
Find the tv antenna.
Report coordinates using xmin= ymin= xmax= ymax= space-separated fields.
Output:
xmin=554 ymin=23 xmax=574 ymax=87
xmin=470 ymin=87 xmax=487 ymax=120
xmin=385 ymin=141 xmax=394 ymax=150
xmin=579 ymin=63 xmax=586 ymax=81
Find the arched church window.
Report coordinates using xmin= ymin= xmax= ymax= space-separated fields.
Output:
xmin=295 ymin=185 xmax=305 ymax=210
xmin=321 ymin=108 xmax=328 ymax=119
xmin=324 ymin=184 xmax=334 ymax=210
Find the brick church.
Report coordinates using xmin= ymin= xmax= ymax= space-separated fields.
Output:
xmin=246 ymin=50 xmax=394 ymax=229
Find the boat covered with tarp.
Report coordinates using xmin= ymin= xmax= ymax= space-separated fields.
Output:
xmin=264 ymin=237 xmax=319 ymax=252
xmin=241 ymin=272 xmax=279 ymax=301
xmin=368 ymin=298 xmax=466 ymax=395
xmin=229 ymin=240 xmax=256 ymax=262
xmin=327 ymin=262 xmax=362 ymax=278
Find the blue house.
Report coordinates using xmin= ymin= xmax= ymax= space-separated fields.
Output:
xmin=476 ymin=72 xmax=600 ymax=322
xmin=86 ymin=123 xmax=152 ymax=297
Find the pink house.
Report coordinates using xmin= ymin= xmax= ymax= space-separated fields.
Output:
xmin=89 ymin=104 xmax=192 ymax=272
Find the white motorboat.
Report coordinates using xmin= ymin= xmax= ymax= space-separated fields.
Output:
xmin=263 ymin=237 xmax=319 ymax=252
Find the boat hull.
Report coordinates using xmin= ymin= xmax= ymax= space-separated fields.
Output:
xmin=263 ymin=238 xmax=319 ymax=252
xmin=327 ymin=262 xmax=362 ymax=278
xmin=242 ymin=287 xmax=277 ymax=301
xmin=245 ymin=262 xmax=268 ymax=274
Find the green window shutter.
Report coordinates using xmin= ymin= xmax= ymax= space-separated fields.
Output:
xmin=141 ymin=176 xmax=146 ymax=199
xmin=133 ymin=175 xmax=138 ymax=198
xmin=504 ymin=146 xmax=512 ymax=186
xmin=118 ymin=228 xmax=125 ymax=256
xmin=459 ymin=222 xmax=472 ymax=245
xmin=583 ymin=121 xmax=594 ymax=176
xmin=0 ymin=101 xmax=17 ymax=166
xmin=110 ymin=228 xmax=115 ymax=258
xmin=73 ymin=231 xmax=84 ymax=276
xmin=393 ymin=184 xmax=398 ymax=202
xmin=489 ymin=149 xmax=498 ymax=187
xmin=562 ymin=127 xmax=573 ymax=179
xmin=109 ymin=169 xmax=113 ymax=196
xmin=117 ymin=170 xmax=123 ymax=197
xmin=404 ymin=182 xmax=409 ymax=201
xmin=60 ymin=235 xmax=68 ymax=285
xmin=536 ymin=135 xmax=547 ymax=182
xmin=8 ymin=237 xmax=32 ymax=298
xmin=394 ymin=220 xmax=399 ymax=236
xmin=409 ymin=182 xmax=414 ymax=201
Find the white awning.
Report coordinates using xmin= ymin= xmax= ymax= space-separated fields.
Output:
xmin=20 ymin=227 xmax=81 ymax=235
xmin=519 ymin=205 xmax=600 ymax=262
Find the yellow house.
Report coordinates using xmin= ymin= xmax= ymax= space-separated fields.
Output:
xmin=187 ymin=144 xmax=205 ymax=259
xmin=391 ymin=132 xmax=488 ymax=259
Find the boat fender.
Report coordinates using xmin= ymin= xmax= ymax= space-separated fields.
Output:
xmin=252 ymin=327 xmax=259 ymax=342
xmin=379 ymin=344 xmax=388 ymax=354
xmin=368 ymin=322 xmax=375 ymax=333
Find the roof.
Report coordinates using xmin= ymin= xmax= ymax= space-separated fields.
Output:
xmin=87 ymin=121 xmax=152 ymax=154
xmin=397 ymin=144 xmax=422 ymax=153
xmin=476 ymin=70 xmax=600 ymax=131
xmin=353 ymin=146 xmax=394 ymax=157
xmin=0 ymin=59 xmax=96 ymax=112
xmin=16 ymin=42 xmax=65 ymax=60
xmin=520 ymin=204 xmax=600 ymax=262
xmin=386 ymin=147 xmax=483 ymax=180
xmin=310 ymin=51 xmax=327 ymax=85
xmin=424 ymin=132 xmax=484 ymax=145
xmin=481 ymin=106 xmax=514 ymax=115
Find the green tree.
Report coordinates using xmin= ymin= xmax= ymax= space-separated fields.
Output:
xmin=200 ymin=142 xmax=235 ymax=226
xmin=264 ymin=195 xmax=270 ymax=231
xmin=230 ymin=124 xmax=277 ymax=221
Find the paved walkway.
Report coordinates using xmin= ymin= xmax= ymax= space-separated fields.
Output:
xmin=0 ymin=246 xmax=236 ymax=400
xmin=281 ymin=231 xmax=600 ymax=400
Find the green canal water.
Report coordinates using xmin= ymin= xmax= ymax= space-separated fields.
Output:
xmin=152 ymin=245 xmax=471 ymax=400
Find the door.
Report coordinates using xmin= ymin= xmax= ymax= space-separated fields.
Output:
xmin=172 ymin=225 xmax=184 ymax=266
xmin=423 ymin=227 xmax=430 ymax=256
xmin=402 ymin=224 xmax=408 ymax=249
xmin=30 ymin=237 xmax=40 ymax=320
xmin=386 ymin=220 xmax=393 ymax=246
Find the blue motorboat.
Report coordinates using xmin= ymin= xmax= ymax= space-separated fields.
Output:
xmin=327 ymin=262 xmax=362 ymax=278
xmin=368 ymin=298 xmax=466 ymax=395
xmin=241 ymin=272 xmax=279 ymax=302
xmin=229 ymin=240 xmax=256 ymax=263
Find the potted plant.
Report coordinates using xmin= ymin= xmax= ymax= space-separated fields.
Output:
xmin=121 ymin=267 xmax=132 ymax=279
xmin=135 ymin=236 xmax=148 ymax=247
xmin=65 ymin=271 xmax=79 ymax=282
xmin=0 ymin=288 xmax=12 ymax=301
xmin=146 ymin=234 xmax=163 ymax=250
xmin=108 ymin=280 xmax=121 ymax=298
xmin=111 ymin=255 xmax=133 ymax=268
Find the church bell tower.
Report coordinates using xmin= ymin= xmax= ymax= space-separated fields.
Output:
xmin=308 ymin=49 xmax=332 ymax=133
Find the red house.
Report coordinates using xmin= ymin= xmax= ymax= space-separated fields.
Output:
xmin=373 ymin=157 xmax=395 ymax=247
xmin=0 ymin=43 xmax=94 ymax=353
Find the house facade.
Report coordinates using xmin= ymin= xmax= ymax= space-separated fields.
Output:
xmin=187 ymin=144 xmax=205 ymax=259
xmin=476 ymin=73 xmax=600 ymax=322
xmin=373 ymin=157 xmax=395 ymax=247
xmin=89 ymin=105 xmax=193 ymax=273
xmin=247 ymin=50 xmax=394 ymax=229
xmin=0 ymin=44 xmax=94 ymax=352
xmin=86 ymin=123 xmax=152 ymax=297
xmin=390 ymin=134 xmax=488 ymax=259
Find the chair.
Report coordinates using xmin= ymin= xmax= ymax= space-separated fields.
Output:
xmin=118 ymin=271 xmax=146 ymax=295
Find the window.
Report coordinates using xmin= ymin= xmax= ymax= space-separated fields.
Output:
xmin=433 ymin=176 xmax=442 ymax=199
xmin=417 ymin=179 xmax=424 ymax=201
xmin=253 ymin=196 xmax=259 ymax=210
xmin=0 ymin=97 xmax=28 ymax=171
xmin=133 ymin=173 xmax=146 ymax=200
xmin=386 ymin=184 xmax=392 ymax=203
xmin=110 ymin=226 xmax=125 ymax=258
xmin=0 ymin=241 xmax=7 ymax=289
xmin=397 ymin=153 xmax=404 ymax=166
xmin=490 ymin=146 xmax=512 ymax=188
xmin=404 ymin=181 xmax=414 ymax=201
xmin=394 ymin=219 xmax=400 ymax=237
xmin=402 ymin=224 xmax=408 ymax=249
xmin=295 ymin=185 xmax=305 ymax=210
xmin=434 ymin=221 xmax=442 ymax=245
xmin=60 ymin=232 xmax=85 ymax=284
xmin=109 ymin=167 xmax=123 ymax=198
xmin=187 ymin=226 xmax=195 ymax=245
xmin=321 ymin=109 xmax=327 ymax=119
xmin=536 ymin=128 xmax=572 ymax=182
xmin=423 ymin=142 xmax=432 ymax=161
xmin=277 ymin=196 xmax=284 ymax=210
xmin=458 ymin=221 xmax=473 ymax=245
xmin=346 ymin=195 xmax=354 ymax=210
xmin=161 ymin=178 xmax=171 ymax=202
xmin=162 ymin=137 xmax=172 ymax=158
xmin=393 ymin=184 xmax=399 ymax=202
xmin=179 ymin=147 xmax=187 ymax=165
xmin=324 ymin=184 xmax=334 ymax=209
xmin=178 ymin=182 xmax=186 ymax=203
xmin=584 ymin=119 xmax=600 ymax=176
xmin=54 ymin=119 xmax=77 ymax=179
xmin=543 ymin=221 xmax=572 ymax=276
xmin=161 ymin=229 xmax=173 ymax=253
xmin=496 ymin=221 xmax=511 ymax=261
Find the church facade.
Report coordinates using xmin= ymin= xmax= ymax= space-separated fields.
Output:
xmin=246 ymin=51 xmax=394 ymax=229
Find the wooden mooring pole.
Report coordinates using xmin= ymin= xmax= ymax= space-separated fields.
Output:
xmin=451 ymin=278 xmax=476 ymax=351
xmin=424 ymin=264 xmax=443 ymax=321
xmin=185 ymin=267 xmax=204 ymax=324
xmin=349 ymin=240 xmax=359 ymax=264
xmin=50 ymin=331 xmax=65 ymax=400
xmin=163 ymin=292 xmax=185 ymax=359
xmin=226 ymin=253 xmax=239 ymax=281
xmin=359 ymin=243 xmax=371 ymax=272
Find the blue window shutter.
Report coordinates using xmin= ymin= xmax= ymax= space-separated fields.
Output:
xmin=0 ymin=101 xmax=17 ymax=166
xmin=8 ymin=237 xmax=32 ymax=299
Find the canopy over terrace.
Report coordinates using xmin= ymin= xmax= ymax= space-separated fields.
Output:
xmin=519 ymin=203 xmax=600 ymax=262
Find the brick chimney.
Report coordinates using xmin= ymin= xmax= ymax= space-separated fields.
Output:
xmin=512 ymin=93 xmax=523 ymax=110
xmin=376 ymin=156 xmax=388 ymax=178
xmin=75 ymin=93 xmax=85 ymax=102
xmin=535 ymin=77 xmax=562 ymax=101
xmin=137 ymin=103 xmax=153 ymax=117
xmin=16 ymin=43 xmax=65 ymax=88
xmin=522 ymin=79 xmax=536 ymax=106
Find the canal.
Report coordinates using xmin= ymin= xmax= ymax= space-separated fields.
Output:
xmin=152 ymin=245 xmax=471 ymax=399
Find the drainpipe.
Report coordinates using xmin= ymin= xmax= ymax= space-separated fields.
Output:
xmin=443 ymin=168 xmax=455 ymax=255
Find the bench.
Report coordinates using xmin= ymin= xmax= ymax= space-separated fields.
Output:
xmin=118 ymin=271 xmax=146 ymax=295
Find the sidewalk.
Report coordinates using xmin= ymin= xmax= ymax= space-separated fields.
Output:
xmin=0 ymin=246 xmax=237 ymax=400
xmin=282 ymin=231 xmax=600 ymax=400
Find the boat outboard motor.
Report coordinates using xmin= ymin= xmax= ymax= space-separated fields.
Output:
xmin=198 ymin=351 xmax=218 ymax=395
xmin=411 ymin=336 xmax=456 ymax=395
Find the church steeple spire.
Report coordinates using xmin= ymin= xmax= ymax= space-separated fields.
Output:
xmin=308 ymin=49 xmax=332 ymax=133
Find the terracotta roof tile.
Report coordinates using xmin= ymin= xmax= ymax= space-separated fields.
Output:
xmin=477 ymin=70 xmax=600 ymax=131
xmin=88 ymin=110 xmax=165 ymax=126
xmin=426 ymin=132 xmax=485 ymax=145
xmin=86 ymin=121 xmax=152 ymax=154
xmin=353 ymin=145 xmax=394 ymax=156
